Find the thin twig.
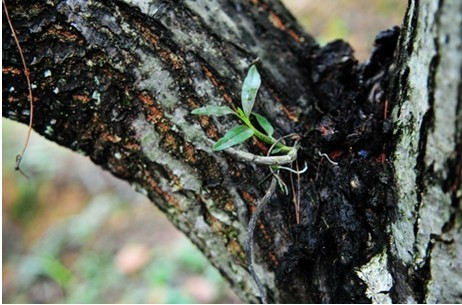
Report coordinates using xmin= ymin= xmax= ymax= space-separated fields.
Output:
xmin=318 ymin=151 xmax=338 ymax=166
xmin=14 ymin=155 xmax=30 ymax=178
xmin=275 ymin=162 xmax=307 ymax=174
xmin=244 ymin=134 xmax=300 ymax=303
xmin=245 ymin=176 xmax=277 ymax=304
xmin=296 ymin=160 xmax=301 ymax=225
xmin=3 ymin=0 xmax=34 ymax=177
xmin=289 ymin=163 xmax=297 ymax=224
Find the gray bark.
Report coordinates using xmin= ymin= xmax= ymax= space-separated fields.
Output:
xmin=388 ymin=0 xmax=462 ymax=302
xmin=3 ymin=0 xmax=461 ymax=303
xmin=2 ymin=1 xmax=317 ymax=302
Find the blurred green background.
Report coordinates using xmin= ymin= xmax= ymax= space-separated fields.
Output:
xmin=3 ymin=1 xmax=406 ymax=303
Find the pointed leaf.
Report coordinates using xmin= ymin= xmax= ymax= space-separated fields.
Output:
xmin=241 ymin=65 xmax=261 ymax=118
xmin=191 ymin=106 xmax=236 ymax=116
xmin=213 ymin=125 xmax=254 ymax=151
xmin=253 ymin=112 xmax=274 ymax=136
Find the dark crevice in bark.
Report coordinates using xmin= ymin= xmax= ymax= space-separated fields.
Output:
xmin=404 ymin=1 xmax=418 ymax=58
xmin=444 ymin=64 xmax=462 ymax=233
xmin=412 ymin=48 xmax=438 ymax=237
xmin=414 ymin=238 xmax=433 ymax=303
xmin=441 ymin=72 xmax=462 ymax=232
xmin=263 ymin=27 xmax=400 ymax=303
xmin=389 ymin=261 xmax=412 ymax=303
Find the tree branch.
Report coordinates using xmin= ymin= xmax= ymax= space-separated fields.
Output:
xmin=2 ymin=0 xmax=316 ymax=301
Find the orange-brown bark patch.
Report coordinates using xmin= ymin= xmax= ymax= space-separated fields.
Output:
xmin=202 ymin=65 xmax=219 ymax=88
xmin=144 ymin=170 xmax=181 ymax=210
xmin=287 ymin=29 xmax=301 ymax=42
xmin=222 ymin=92 xmax=234 ymax=104
xmin=183 ymin=142 xmax=197 ymax=165
xmin=205 ymin=126 xmax=219 ymax=140
xmin=146 ymin=107 xmax=163 ymax=123
xmin=156 ymin=121 xmax=170 ymax=133
xmin=102 ymin=133 xmax=121 ymax=143
xmin=223 ymin=199 xmax=236 ymax=213
xmin=269 ymin=11 xmax=286 ymax=31
xmin=139 ymin=25 xmax=159 ymax=48
xmin=253 ymin=138 xmax=269 ymax=154
xmin=139 ymin=91 xmax=155 ymax=106
xmin=227 ymin=239 xmax=245 ymax=262
xmin=2 ymin=66 xmax=22 ymax=75
xmin=7 ymin=96 xmax=19 ymax=103
xmin=161 ymin=133 xmax=178 ymax=151
xmin=124 ymin=142 xmax=141 ymax=151
xmin=268 ymin=252 xmax=279 ymax=266
xmin=280 ymin=104 xmax=299 ymax=122
xmin=45 ymin=26 xmax=83 ymax=44
xmin=72 ymin=95 xmax=91 ymax=103
xmin=206 ymin=213 xmax=224 ymax=234
xmin=186 ymin=97 xmax=201 ymax=109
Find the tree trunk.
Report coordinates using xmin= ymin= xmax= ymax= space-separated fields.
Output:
xmin=387 ymin=1 xmax=462 ymax=303
xmin=2 ymin=0 xmax=461 ymax=303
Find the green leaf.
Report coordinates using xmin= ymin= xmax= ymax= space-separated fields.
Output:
xmin=191 ymin=106 xmax=235 ymax=116
xmin=253 ymin=112 xmax=274 ymax=136
xmin=40 ymin=257 xmax=73 ymax=287
xmin=241 ymin=65 xmax=261 ymax=118
xmin=213 ymin=125 xmax=254 ymax=151
xmin=270 ymin=147 xmax=283 ymax=154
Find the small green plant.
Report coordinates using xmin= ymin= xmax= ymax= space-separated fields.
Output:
xmin=191 ymin=65 xmax=293 ymax=154
xmin=192 ymin=64 xmax=305 ymax=304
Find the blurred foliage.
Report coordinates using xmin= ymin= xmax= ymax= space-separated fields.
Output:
xmin=3 ymin=1 xmax=407 ymax=303
xmin=282 ymin=0 xmax=406 ymax=60
xmin=3 ymin=120 xmax=239 ymax=304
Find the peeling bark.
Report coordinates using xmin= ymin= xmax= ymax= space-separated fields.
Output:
xmin=3 ymin=0 xmax=461 ymax=303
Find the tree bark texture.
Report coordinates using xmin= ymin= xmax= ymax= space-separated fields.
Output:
xmin=388 ymin=0 xmax=462 ymax=303
xmin=2 ymin=0 xmax=461 ymax=303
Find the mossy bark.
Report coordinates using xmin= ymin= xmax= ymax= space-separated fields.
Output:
xmin=3 ymin=0 xmax=461 ymax=303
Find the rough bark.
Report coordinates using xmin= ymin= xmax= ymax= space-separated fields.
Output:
xmin=388 ymin=0 xmax=462 ymax=302
xmin=2 ymin=0 xmax=461 ymax=303
xmin=3 ymin=1 xmax=316 ymax=302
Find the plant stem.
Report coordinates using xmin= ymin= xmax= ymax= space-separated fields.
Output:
xmin=237 ymin=111 xmax=293 ymax=153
